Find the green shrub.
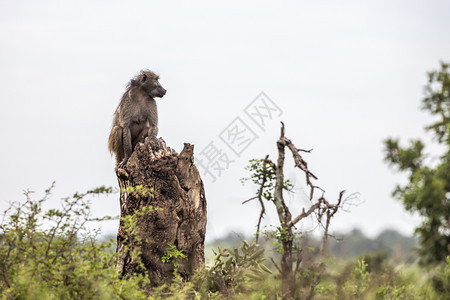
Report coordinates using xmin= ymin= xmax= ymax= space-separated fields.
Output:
xmin=1 ymin=184 xmax=447 ymax=299
xmin=0 ymin=184 xmax=148 ymax=299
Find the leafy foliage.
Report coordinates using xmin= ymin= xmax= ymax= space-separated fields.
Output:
xmin=346 ymin=257 xmax=370 ymax=297
xmin=384 ymin=61 xmax=450 ymax=265
xmin=241 ymin=158 xmax=293 ymax=202
xmin=0 ymin=184 xmax=448 ymax=299
xmin=0 ymin=184 xmax=150 ymax=300
xmin=161 ymin=243 xmax=186 ymax=268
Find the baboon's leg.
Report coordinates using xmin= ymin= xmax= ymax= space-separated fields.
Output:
xmin=132 ymin=127 xmax=148 ymax=149
xmin=119 ymin=127 xmax=132 ymax=168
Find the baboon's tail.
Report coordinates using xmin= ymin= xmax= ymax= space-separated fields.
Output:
xmin=108 ymin=126 xmax=124 ymax=165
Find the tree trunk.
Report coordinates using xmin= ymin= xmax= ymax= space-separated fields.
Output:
xmin=281 ymin=229 xmax=296 ymax=298
xmin=115 ymin=138 xmax=207 ymax=285
xmin=275 ymin=134 xmax=296 ymax=298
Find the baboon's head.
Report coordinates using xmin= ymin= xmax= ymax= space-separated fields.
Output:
xmin=133 ymin=70 xmax=166 ymax=98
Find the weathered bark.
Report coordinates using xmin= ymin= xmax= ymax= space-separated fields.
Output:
xmin=275 ymin=134 xmax=296 ymax=298
xmin=115 ymin=138 xmax=207 ymax=285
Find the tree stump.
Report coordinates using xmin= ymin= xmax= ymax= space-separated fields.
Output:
xmin=115 ymin=138 xmax=207 ymax=285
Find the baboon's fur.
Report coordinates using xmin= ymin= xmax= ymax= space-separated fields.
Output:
xmin=108 ymin=70 xmax=166 ymax=168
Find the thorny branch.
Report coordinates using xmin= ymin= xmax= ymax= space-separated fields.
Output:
xmin=281 ymin=131 xmax=318 ymax=200
xmin=278 ymin=122 xmax=346 ymax=235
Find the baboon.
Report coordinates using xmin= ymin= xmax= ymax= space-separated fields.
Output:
xmin=108 ymin=70 xmax=166 ymax=168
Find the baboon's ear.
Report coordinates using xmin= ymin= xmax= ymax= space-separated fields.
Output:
xmin=142 ymin=74 xmax=147 ymax=82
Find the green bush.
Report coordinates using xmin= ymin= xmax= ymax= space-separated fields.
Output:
xmin=0 ymin=184 xmax=447 ymax=299
xmin=0 ymin=184 xmax=148 ymax=300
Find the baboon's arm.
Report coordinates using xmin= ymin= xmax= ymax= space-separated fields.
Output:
xmin=148 ymin=124 xmax=158 ymax=139
xmin=148 ymin=108 xmax=158 ymax=138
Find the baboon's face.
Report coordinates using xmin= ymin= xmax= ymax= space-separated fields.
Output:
xmin=140 ymin=73 xmax=166 ymax=98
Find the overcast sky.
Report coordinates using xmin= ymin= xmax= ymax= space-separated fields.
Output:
xmin=1 ymin=0 xmax=449 ymax=241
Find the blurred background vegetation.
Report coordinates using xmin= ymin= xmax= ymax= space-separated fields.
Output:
xmin=205 ymin=228 xmax=418 ymax=266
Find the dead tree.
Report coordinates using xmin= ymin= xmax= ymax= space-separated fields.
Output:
xmin=243 ymin=122 xmax=355 ymax=298
xmin=115 ymin=138 xmax=207 ymax=285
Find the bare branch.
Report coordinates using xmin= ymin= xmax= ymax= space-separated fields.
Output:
xmin=318 ymin=190 xmax=348 ymax=255
xmin=242 ymin=196 xmax=258 ymax=205
xmin=288 ymin=201 xmax=321 ymax=227
xmin=255 ymin=195 xmax=266 ymax=243
xmin=283 ymin=137 xmax=318 ymax=181
xmin=333 ymin=192 xmax=362 ymax=213
xmin=307 ymin=274 xmax=322 ymax=300
xmin=270 ymin=257 xmax=282 ymax=274
xmin=294 ymin=250 xmax=303 ymax=274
